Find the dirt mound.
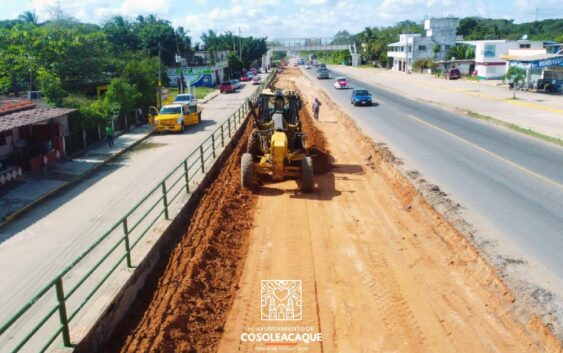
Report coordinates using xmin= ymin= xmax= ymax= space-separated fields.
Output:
xmin=101 ymin=122 xmax=257 ymax=353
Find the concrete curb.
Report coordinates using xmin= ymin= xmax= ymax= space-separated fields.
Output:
xmin=199 ymin=90 xmax=220 ymax=104
xmin=0 ymin=130 xmax=153 ymax=230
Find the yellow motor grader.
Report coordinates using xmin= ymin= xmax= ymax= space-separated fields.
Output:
xmin=241 ymin=88 xmax=314 ymax=192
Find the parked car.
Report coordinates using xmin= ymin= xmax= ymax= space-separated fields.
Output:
xmin=246 ymin=72 xmax=255 ymax=79
xmin=252 ymin=76 xmax=261 ymax=85
xmin=304 ymin=64 xmax=311 ymax=69
xmin=351 ymin=88 xmax=373 ymax=106
xmin=445 ymin=68 xmax=461 ymax=80
xmin=220 ymin=81 xmax=235 ymax=93
xmin=230 ymin=79 xmax=241 ymax=89
xmin=173 ymin=94 xmax=193 ymax=105
xmin=317 ymin=69 xmax=330 ymax=79
xmin=334 ymin=77 xmax=349 ymax=89
xmin=240 ymin=75 xmax=251 ymax=82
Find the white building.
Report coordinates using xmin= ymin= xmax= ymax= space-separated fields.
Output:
xmin=387 ymin=17 xmax=459 ymax=72
xmin=460 ymin=40 xmax=544 ymax=80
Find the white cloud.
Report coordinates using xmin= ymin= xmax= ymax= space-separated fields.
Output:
xmin=29 ymin=0 xmax=174 ymax=24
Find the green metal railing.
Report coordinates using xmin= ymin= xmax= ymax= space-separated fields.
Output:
xmin=0 ymin=72 xmax=274 ymax=353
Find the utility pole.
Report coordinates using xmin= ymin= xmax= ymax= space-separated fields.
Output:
xmin=239 ymin=27 xmax=242 ymax=61
xmin=535 ymin=8 xmax=539 ymax=22
xmin=158 ymin=42 xmax=162 ymax=87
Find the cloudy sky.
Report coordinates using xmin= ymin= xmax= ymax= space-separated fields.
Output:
xmin=1 ymin=0 xmax=562 ymax=42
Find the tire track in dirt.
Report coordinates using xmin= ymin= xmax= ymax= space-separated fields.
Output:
xmin=215 ymin=67 xmax=561 ymax=353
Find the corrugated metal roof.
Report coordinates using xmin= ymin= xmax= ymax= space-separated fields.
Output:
xmin=0 ymin=108 xmax=76 ymax=133
xmin=508 ymin=53 xmax=563 ymax=62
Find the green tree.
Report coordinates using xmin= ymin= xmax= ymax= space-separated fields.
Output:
xmin=18 ymin=11 xmax=38 ymax=25
xmin=103 ymin=78 xmax=140 ymax=116
xmin=505 ymin=66 xmax=526 ymax=99
xmin=446 ymin=45 xmax=475 ymax=60
xmin=37 ymin=68 xmax=67 ymax=106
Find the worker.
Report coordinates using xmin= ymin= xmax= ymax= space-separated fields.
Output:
xmin=105 ymin=124 xmax=114 ymax=147
xmin=312 ymin=97 xmax=321 ymax=120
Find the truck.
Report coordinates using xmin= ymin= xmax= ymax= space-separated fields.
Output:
xmin=148 ymin=103 xmax=202 ymax=133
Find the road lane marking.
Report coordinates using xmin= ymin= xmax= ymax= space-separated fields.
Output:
xmin=337 ymin=67 xmax=563 ymax=115
xmin=407 ymin=114 xmax=563 ymax=190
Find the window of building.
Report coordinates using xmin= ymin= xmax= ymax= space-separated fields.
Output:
xmin=418 ymin=45 xmax=426 ymax=51
xmin=408 ymin=45 xmax=412 ymax=52
xmin=519 ymin=44 xmax=531 ymax=48
xmin=0 ymin=133 xmax=5 ymax=146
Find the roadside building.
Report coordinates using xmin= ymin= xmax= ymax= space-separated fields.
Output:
xmin=506 ymin=51 xmax=563 ymax=93
xmin=0 ymin=99 xmax=75 ymax=184
xmin=459 ymin=40 xmax=544 ymax=80
xmin=169 ymin=50 xmax=229 ymax=88
xmin=435 ymin=59 xmax=475 ymax=76
xmin=387 ymin=17 xmax=459 ymax=73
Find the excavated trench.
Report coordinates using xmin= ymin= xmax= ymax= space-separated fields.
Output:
xmin=97 ymin=84 xmax=330 ymax=353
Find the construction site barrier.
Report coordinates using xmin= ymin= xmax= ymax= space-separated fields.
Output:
xmin=0 ymin=72 xmax=275 ymax=353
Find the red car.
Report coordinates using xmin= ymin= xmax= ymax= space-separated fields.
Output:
xmin=220 ymin=81 xmax=235 ymax=93
xmin=334 ymin=77 xmax=349 ymax=89
xmin=240 ymin=75 xmax=251 ymax=82
xmin=445 ymin=68 xmax=461 ymax=80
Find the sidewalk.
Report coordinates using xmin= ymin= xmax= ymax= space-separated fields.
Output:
xmin=330 ymin=65 xmax=563 ymax=140
xmin=0 ymin=124 xmax=152 ymax=225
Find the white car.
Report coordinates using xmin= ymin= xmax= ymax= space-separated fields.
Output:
xmin=173 ymin=94 xmax=193 ymax=105
xmin=230 ymin=79 xmax=241 ymax=90
xmin=304 ymin=64 xmax=311 ymax=69
xmin=334 ymin=77 xmax=349 ymax=89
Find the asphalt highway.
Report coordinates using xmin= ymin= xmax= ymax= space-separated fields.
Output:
xmin=303 ymin=67 xmax=563 ymax=292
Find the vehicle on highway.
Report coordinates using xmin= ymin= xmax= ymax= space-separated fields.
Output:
xmin=252 ymin=76 xmax=261 ymax=85
xmin=334 ymin=77 xmax=350 ymax=89
xmin=230 ymin=79 xmax=241 ymax=89
xmin=445 ymin=68 xmax=461 ymax=80
xmin=304 ymin=64 xmax=311 ymax=69
xmin=220 ymin=81 xmax=236 ymax=93
xmin=173 ymin=93 xmax=193 ymax=105
xmin=317 ymin=69 xmax=330 ymax=80
xmin=148 ymin=103 xmax=201 ymax=132
xmin=319 ymin=63 xmax=327 ymax=69
xmin=240 ymin=75 xmax=251 ymax=82
xmin=351 ymin=88 xmax=373 ymax=106
xmin=246 ymin=72 xmax=255 ymax=79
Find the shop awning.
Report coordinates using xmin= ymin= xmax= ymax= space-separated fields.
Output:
xmin=0 ymin=108 xmax=76 ymax=133
xmin=508 ymin=54 xmax=563 ymax=68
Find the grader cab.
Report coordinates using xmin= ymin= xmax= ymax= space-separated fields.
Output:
xmin=241 ymin=88 xmax=314 ymax=192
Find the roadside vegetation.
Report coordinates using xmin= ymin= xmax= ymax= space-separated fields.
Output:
xmin=0 ymin=7 xmax=267 ymax=130
xmin=466 ymin=110 xmax=563 ymax=147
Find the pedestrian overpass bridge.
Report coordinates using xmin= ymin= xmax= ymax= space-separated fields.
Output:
xmin=264 ymin=37 xmax=359 ymax=66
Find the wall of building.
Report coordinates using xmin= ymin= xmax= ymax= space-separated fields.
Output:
xmin=473 ymin=40 xmax=544 ymax=79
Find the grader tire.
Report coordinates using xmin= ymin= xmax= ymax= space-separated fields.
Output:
xmin=241 ymin=153 xmax=254 ymax=188
xmin=301 ymin=156 xmax=314 ymax=193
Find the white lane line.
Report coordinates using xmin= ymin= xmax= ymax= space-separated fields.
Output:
xmin=407 ymin=114 xmax=563 ymax=191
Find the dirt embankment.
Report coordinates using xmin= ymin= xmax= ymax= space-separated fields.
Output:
xmin=101 ymin=121 xmax=258 ymax=353
xmin=217 ymin=68 xmax=562 ymax=353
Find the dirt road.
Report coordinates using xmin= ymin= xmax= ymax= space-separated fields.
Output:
xmin=217 ymin=69 xmax=561 ymax=353
xmin=103 ymin=68 xmax=561 ymax=353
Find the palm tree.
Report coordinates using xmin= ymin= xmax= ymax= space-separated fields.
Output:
xmin=18 ymin=11 xmax=38 ymax=25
